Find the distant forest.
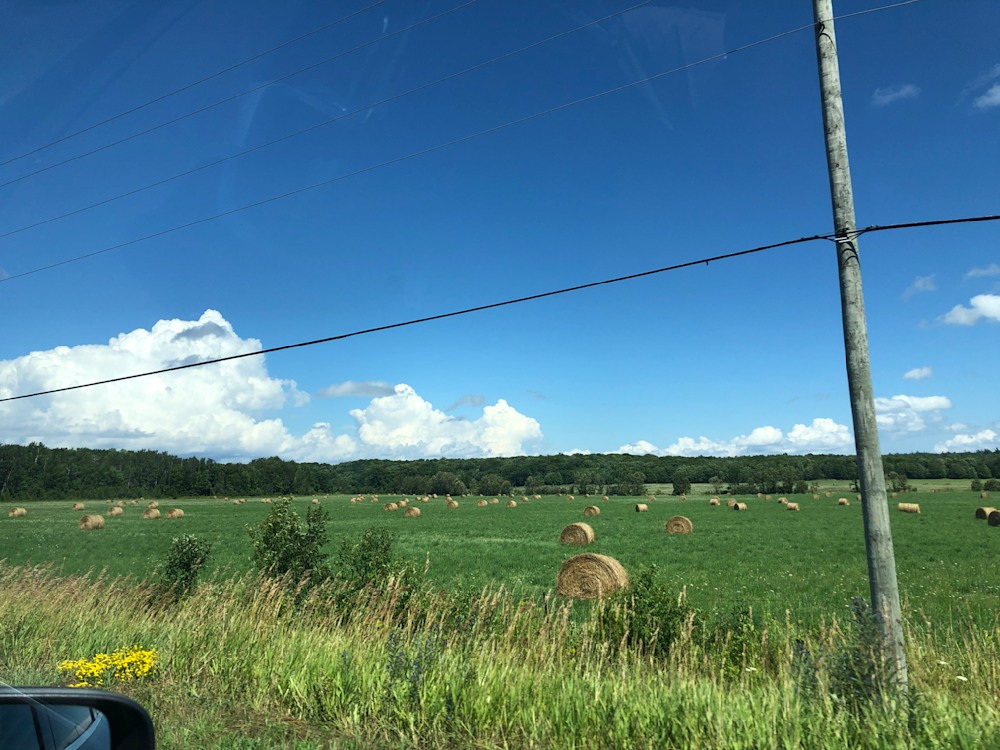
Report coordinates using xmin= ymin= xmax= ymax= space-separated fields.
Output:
xmin=1 ymin=442 xmax=997 ymax=501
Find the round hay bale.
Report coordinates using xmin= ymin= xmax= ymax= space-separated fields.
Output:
xmin=602 ymin=495 xmax=609 ymax=502
xmin=786 ymin=502 xmax=801 ymax=511
xmin=710 ymin=496 xmax=720 ymax=503
xmin=635 ymin=503 xmax=648 ymax=513
xmin=79 ymin=514 xmax=105 ymax=530
xmin=420 ymin=497 xmax=429 ymax=503
xmin=567 ymin=495 xmax=575 ymax=501
xmin=506 ymin=500 xmax=517 ymax=508
xmin=533 ymin=494 xmax=542 ymax=500
xmin=72 ymin=502 xmax=85 ymax=511
xmin=383 ymin=502 xmax=399 ymax=511
xmin=709 ymin=498 xmax=721 ymax=506
xmin=489 ymin=498 xmax=499 ymax=505
xmin=447 ymin=500 xmax=460 ymax=510
xmin=130 ymin=500 xmax=139 ymax=505
xmin=975 ymin=506 xmax=996 ymax=520
xmin=891 ymin=492 xmax=899 ymax=499
xmin=560 ymin=522 xmax=595 ymax=546
xmin=166 ymin=508 xmax=184 ymax=519
xmin=648 ymin=496 xmax=656 ymax=503
xmin=556 ymin=554 xmax=629 ymax=599
xmin=522 ymin=496 xmax=529 ymax=502
xmin=8 ymin=507 xmax=27 ymax=518
xmin=666 ymin=515 xmax=693 ymax=534
xmin=312 ymin=498 xmax=321 ymax=505
xmin=147 ymin=501 xmax=159 ymax=509
xmin=115 ymin=500 xmax=126 ymax=508
xmin=812 ymin=494 xmax=820 ymax=501
xmin=838 ymin=498 xmax=850 ymax=506
xmin=143 ymin=508 xmax=161 ymax=520
xmin=398 ymin=499 xmax=408 ymax=507
xmin=678 ymin=495 xmax=686 ymax=502
xmin=988 ymin=510 xmax=1000 ymax=527
xmin=778 ymin=497 xmax=787 ymax=504
xmin=403 ymin=507 xmax=421 ymax=518
xmin=727 ymin=499 xmax=737 ymax=508
xmin=108 ymin=507 xmax=124 ymax=517
xmin=733 ymin=502 xmax=748 ymax=512
xmin=981 ymin=492 xmax=990 ymax=500
xmin=583 ymin=505 xmax=601 ymax=517
xmin=898 ymin=503 xmax=921 ymax=514
xmin=475 ymin=499 xmax=487 ymax=507
xmin=825 ymin=491 xmax=832 ymax=498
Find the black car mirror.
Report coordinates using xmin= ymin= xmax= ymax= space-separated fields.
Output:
xmin=0 ymin=688 xmax=154 ymax=750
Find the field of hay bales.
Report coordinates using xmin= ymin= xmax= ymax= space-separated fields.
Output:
xmin=1 ymin=490 xmax=997 ymax=625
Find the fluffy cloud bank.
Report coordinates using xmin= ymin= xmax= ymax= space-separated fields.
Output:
xmin=874 ymin=394 xmax=951 ymax=434
xmin=935 ymin=429 xmax=999 ymax=453
xmin=0 ymin=311 xmax=542 ymax=462
xmin=616 ymin=418 xmax=853 ymax=457
xmin=942 ymin=294 xmax=1000 ymax=325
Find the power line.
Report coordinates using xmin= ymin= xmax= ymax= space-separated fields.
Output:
xmin=0 ymin=4 xmax=907 ymax=283
xmin=0 ymin=0 xmax=654 ymax=241
xmin=0 ymin=0 xmax=482 ymax=190
xmin=0 ymin=1 xmax=384 ymax=168
xmin=0 ymin=231 xmax=833 ymax=403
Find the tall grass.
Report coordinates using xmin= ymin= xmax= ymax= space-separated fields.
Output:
xmin=1 ymin=564 xmax=997 ymax=749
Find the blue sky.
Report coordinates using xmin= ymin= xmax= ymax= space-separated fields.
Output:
xmin=0 ymin=0 xmax=997 ymax=463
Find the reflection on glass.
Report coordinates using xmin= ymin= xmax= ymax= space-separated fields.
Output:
xmin=0 ymin=703 xmax=110 ymax=750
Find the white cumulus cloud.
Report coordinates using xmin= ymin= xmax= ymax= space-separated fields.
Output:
xmin=935 ymin=429 xmax=999 ymax=453
xmin=0 ymin=311 xmax=543 ymax=463
xmin=871 ymin=83 xmax=920 ymax=107
xmin=903 ymin=366 xmax=933 ymax=381
xmin=875 ymin=394 xmax=951 ymax=434
xmin=942 ymin=294 xmax=1000 ymax=325
xmin=616 ymin=418 xmax=852 ymax=457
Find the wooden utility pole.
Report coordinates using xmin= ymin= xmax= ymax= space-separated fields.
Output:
xmin=812 ymin=0 xmax=908 ymax=688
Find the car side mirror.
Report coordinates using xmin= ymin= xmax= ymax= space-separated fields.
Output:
xmin=0 ymin=687 xmax=155 ymax=750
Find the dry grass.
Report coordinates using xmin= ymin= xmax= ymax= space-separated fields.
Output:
xmin=898 ymin=503 xmax=921 ymax=514
xmin=583 ymin=505 xmax=600 ymax=517
xmin=665 ymin=515 xmax=693 ymax=534
xmin=635 ymin=503 xmax=648 ymax=513
xmin=143 ymin=508 xmax=161 ymax=520
xmin=559 ymin=522 xmax=595 ymax=546
xmin=79 ymin=514 xmax=105 ymax=530
xmin=8 ymin=507 xmax=27 ymax=518
xmin=556 ymin=553 xmax=629 ymax=599
xmin=166 ymin=508 xmax=185 ymax=519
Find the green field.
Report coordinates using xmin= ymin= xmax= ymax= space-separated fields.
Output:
xmin=3 ymin=489 xmax=998 ymax=625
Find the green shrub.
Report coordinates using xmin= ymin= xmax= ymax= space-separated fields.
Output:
xmin=160 ymin=534 xmax=212 ymax=599
xmin=247 ymin=498 xmax=330 ymax=588
xmin=335 ymin=526 xmax=417 ymax=592
xmin=596 ymin=565 xmax=692 ymax=657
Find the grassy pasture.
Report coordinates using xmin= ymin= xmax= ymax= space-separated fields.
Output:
xmin=2 ymin=489 xmax=997 ymax=626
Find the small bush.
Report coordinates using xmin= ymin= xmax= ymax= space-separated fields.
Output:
xmin=160 ymin=534 xmax=212 ymax=599
xmin=983 ymin=478 xmax=1000 ymax=492
xmin=336 ymin=526 xmax=417 ymax=592
xmin=248 ymin=498 xmax=330 ymax=589
xmin=596 ymin=565 xmax=692 ymax=657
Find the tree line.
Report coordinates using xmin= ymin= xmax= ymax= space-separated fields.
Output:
xmin=2 ymin=442 xmax=998 ymax=501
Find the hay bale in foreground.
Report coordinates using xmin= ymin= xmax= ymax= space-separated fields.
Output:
xmin=383 ymin=503 xmax=399 ymax=512
xmin=166 ymin=508 xmax=184 ymax=519
xmin=447 ymin=500 xmax=460 ymax=509
xmin=733 ymin=502 xmax=748 ymax=511
xmin=143 ymin=508 xmax=161 ymax=519
xmin=635 ymin=503 xmax=648 ymax=513
xmin=583 ymin=505 xmax=601 ymax=517
xmin=560 ymin=522 xmax=595 ymax=546
xmin=506 ymin=500 xmax=517 ymax=508
xmin=72 ymin=502 xmax=85 ymax=511
xmin=786 ymin=502 xmax=801 ymax=511
xmin=898 ymin=503 xmax=921 ymax=514
xmin=556 ymin=553 xmax=629 ymax=599
xmin=108 ymin=507 xmax=124 ymax=517
xmin=79 ymin=514 xmax=105 ymax=530
xmin=709 ymin=498 xmax=721 ymax=506
xmin=8 ymin=507 xmax=27 ymax=518
xmin=403 ymin=507 xmax=421 ymax=518
xmin=988 ymin=510 xmax=1000 ymax=527
xmin=665 ymin=515 xmax=693 ymax=534
xmin=975 ymin=506 xmax=996 ymax=520
xmin=838 ymin=498 xmax=850 ymax=506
